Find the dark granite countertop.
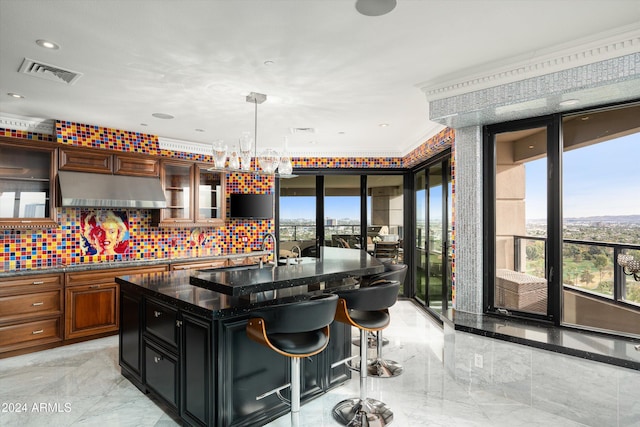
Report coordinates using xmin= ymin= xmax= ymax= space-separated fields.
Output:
xmin=190 ymin=247 xmax=384 ymax=296
xmin=0 ymin=251 xmax=269 ymax=278
xmin=444 ymin=309 xmax=640 ymax=371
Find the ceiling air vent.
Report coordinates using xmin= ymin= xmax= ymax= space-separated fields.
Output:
xmin=18 ymin=58 xmax=83 ymax=85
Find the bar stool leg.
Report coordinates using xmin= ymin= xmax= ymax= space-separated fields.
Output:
xmin=366 ymin=331 xmax=403 ymax=378
xmin=332 ymin=329 xmax=393 ymax=426
xmin=291 ymin=357 xmax=301 ymax=427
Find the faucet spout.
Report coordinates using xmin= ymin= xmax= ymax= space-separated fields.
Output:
xmin=291 ymin=245 xmax=302 ymax=259
xmin=261 ymin=232 xmax=278 ymax=262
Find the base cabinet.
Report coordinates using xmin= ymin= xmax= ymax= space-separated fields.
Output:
xmin=120 ymin=287 xmax=214 ymax=426
xmin=65 ymin=283 xmax=118 ymax=339
xmin=0 ymin=274 xmax=63 ymax=355
xmin=119 ymin=283 xmax=350 ymax=427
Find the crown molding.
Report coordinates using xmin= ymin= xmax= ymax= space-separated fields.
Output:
xmin=158 ymin=136 xmax=212 ymax=155
xmin=420 ymin=24 xmax=640 ymax=101
xmin=0 ymin=113 xmax=54 ymax=134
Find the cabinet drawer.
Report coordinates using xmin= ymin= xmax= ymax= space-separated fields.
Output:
xmin=0 ymin=317 xmax=62 ymax=350
xmin=145 ymin=299 xmax=178 ymax=347
xmin=66 ymin=266 xmax=168 ymax=287
xmin=0 ymin=289 xmax=62 ymax=322
xmin=0 ymin=274 xmax=62 ymax=294
xmin=170 ymin=259 xmax=226 ymax=271
xmin=145 ymin=342 xmax=178 ymax=408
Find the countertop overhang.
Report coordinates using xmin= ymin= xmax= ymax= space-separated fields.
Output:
xmin=190 ymin=247 xmax=383 ymax=296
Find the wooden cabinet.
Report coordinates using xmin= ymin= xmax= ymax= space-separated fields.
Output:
xmin=65 ymin=265 xmax=167 ymax=340
xmin=0 ymin=274 xmax=63 ymax=355
xmin=152 ymin=160 xmax=225 ymax=227
xmin=59 ymin=146 xmax=159 ymax=177
xmin=0 ymin=138 xmax=58 ymax=229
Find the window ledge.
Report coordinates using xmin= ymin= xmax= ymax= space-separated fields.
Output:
xmin=443 ymin=309 xmax=640 ymax=371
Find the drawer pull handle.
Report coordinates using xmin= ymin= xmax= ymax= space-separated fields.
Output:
xmin=154 ymin=311 xmax=162 ymax=317
xmin=32 ymin=302 xmax=44 ymax=306
xmin=154 ymin=356 xmax=163 ymax=363
xmin=89 ymin=285 xmax=100 ymax=289
xmin=32 ymin=329 xmax=44 ymax=335
xmin=32 ymin=281 xmax=44 ymax=285
xmin=21 ymin=220 xmax=33 ymax=223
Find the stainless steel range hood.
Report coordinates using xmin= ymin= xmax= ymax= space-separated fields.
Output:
xmin=58 ymin=171 xmax=167 ymax=209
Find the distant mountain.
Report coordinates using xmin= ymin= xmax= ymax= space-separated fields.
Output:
xmin=564 ymin=215 xmax=640 ymax=224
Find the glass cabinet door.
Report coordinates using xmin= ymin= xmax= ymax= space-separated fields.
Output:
xmin=196 ymin=168 xmax=223 ymax=222
xmin=162 ymin=162 xmax=192 ymax=222
xmin=0 ymin=141 xmax=56 ymax=228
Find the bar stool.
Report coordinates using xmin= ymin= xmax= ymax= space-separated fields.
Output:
xmin=332 ymin=280 xmax=399 ymax=426
xmin=246 ymin=293 xmax=338 ymax=426
xmin=356 ymin=263 xmax=407 ymax=378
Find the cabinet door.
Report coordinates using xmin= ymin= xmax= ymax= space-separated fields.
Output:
xmin=158 ymin=161 xmax=193 ymax=225
xmin=181 ymin=312 xmax=214 ymax=427
xmin=219 ymin=318 xmax=289 ymax=427
xmin=58 ymin=148 xmax=112 ymax=173
xmin=0 ymin=139 xmax=57 ymax=228
xmin=195 ymin=166 xmax=224 ymax=226
xmin=65 ymin=283 xmax=119 ymax=339
xmin=114 ymin=155 xmax=159 ymax=177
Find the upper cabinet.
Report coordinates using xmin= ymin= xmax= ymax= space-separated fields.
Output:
xmin=0 ymin=138 xmax=58 ymax=229
xmin=59 ymin=147 xmax=159 ymax=177
xmin=152 ymin=160 xmax=225 ymax=227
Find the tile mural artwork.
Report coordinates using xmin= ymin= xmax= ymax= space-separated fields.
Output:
xmin=80 ymin=210 xmax=130 ymax=255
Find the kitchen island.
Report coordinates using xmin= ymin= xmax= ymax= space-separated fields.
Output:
xmin=116 ymin=247 xmax=383 ymax=427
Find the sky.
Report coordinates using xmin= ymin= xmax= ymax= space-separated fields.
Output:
xmin=526 ymin=132 xmax=640 ymax=220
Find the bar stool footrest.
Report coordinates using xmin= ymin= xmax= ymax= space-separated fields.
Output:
xmin=332 ymin=397 xmax=393 ymax=426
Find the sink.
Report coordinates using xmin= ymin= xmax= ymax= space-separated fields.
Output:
xmin=277 ymin=257 xmax=317 ymax=266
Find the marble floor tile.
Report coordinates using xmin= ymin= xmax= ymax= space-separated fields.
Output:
xmin=0 ymin=301 xmax=588 ymax=427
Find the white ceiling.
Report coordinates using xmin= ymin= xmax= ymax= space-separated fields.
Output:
xmin=1 ymin=0 xmax=639 ymax=157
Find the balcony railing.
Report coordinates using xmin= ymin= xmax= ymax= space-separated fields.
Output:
xmin=513 ymin=235 xmax=640 ymax=306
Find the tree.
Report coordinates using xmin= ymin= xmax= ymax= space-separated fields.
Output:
xmin=593 ymin=255 xmax=609 ymax=285
xmin=580 ymin=270 xmax=594 ymax=287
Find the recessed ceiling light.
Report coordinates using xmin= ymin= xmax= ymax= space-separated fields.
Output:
xmin=195 ymin=129 xmax=205 ymax=132
xmin=36 ymin=39 xmax=60 ymax=50
xmin=559 ymin=99 xmax=579 ymax=107
xmin=308 ymin=140 xmax=317 ymax=145
xmin=338 ymin=131 xmax=346 ymax=134
xmin=379 ymin=123 xmax=389 ymax=127
xmin=140 ymin=123 xmax=148 ymax=126
xmin=356 ymin=0 xmax=397 ymax=16
xmin=8 ymin=92 xmax=24 ymax=98
xmin=152 ymin=113 xmax=174 ymax=119
xmin=264 ymin=60 xmax=275 ymax=66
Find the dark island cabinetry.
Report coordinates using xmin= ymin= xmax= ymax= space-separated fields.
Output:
xmin=119 ymin=279 xmax=351 ymax=427
xmin=120 ymin=289 xmax=214 ymax=426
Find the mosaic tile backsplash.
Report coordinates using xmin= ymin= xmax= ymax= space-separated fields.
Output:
xmin=1 ymin=120 xmax=453 ymax=272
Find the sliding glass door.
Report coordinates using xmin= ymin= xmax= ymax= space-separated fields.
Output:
xmin=414 ymin=155 xmax=452 ymax=313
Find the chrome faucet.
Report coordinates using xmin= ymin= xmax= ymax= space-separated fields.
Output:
xmin=291 ymin=245 xmax=302 ymax=259
xmin=261 ymin=232 xmax=278 ymax=262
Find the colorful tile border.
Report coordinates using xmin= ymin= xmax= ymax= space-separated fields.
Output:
xmin=1 ymin=121 xmax=455 ymax=272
